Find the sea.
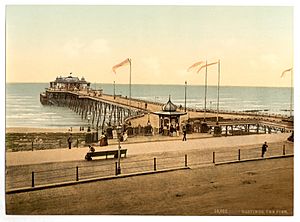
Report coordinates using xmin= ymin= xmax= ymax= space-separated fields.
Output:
xmin=6 ymin=83 xmax=293 ymax=128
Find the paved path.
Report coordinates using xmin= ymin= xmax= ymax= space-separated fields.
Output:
xmin=6 ymin=133 xmax=290 ymax=166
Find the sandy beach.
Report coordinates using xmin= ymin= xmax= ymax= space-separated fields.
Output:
xmin=6 ymin=127 xmax=83 ymax=133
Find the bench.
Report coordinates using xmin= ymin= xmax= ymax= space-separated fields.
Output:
xmin=85 ymin=149 xmax=127 ymax=161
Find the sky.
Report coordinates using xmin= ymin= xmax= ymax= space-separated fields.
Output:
xmin=6 ymin=5 xmax=293 ymax=87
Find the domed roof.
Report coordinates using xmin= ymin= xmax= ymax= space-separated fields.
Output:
xmin=162 ymin=96 xmax=177 ymax=112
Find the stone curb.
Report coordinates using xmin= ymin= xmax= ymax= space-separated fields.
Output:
xmin=214 ymin=154 xmax=294 ymax=166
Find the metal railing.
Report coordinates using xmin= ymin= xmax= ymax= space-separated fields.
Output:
xmin=6 ymin=144 xmax=292 ymax=191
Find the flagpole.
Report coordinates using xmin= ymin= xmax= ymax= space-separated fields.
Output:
xmin=290 ymin=68 xmax=293 ymax=117
xmin=204 ymin=60 xmax=207 ymax=122
xmin=217 ymin=59 xmax=220 ymax=124
xmin=129 ymin=58 xmax=132 ymax=108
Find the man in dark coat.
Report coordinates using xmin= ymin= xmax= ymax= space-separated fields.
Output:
xmin=182 ymin=126 xmax=187 ymax=141
xmin=261 ymin=141 xmax=268 ymax=157
xmin=67 ymin=134 xmax=73 ymax=149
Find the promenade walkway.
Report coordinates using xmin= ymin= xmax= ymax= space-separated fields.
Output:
xmin=6 ymin=133 xmax=291 ymax=166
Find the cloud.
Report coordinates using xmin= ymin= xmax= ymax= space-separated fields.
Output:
xmin=259 ymin=54 xmax=280 ymax=67
xmin=62 ymin=38 xmax=85 ymax=58
xmin=141 ymin=57 xmax=161 ymax=77
xmin=83 ymin=38 xmax=111 ymax=55
xmin=62 ymin=38 xmax=111 ymax=58
xmin=175 ymin=68 xmax=189 ymax=78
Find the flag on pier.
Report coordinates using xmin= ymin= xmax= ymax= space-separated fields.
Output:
xmin=196 ymin=61 xmax=218 ymax=73
xmin=281 ymin=68 xmax=292 ymax=78
xmin=112 ymin=58 xmax=131 ymax=74
xmin=187 ymin=61 xmax=204 ymax=72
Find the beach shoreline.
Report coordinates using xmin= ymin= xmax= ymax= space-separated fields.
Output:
xmin=6 ymin=127 xmax=82 ymax=133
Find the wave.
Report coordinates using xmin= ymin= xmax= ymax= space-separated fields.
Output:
xmin=6 ymin=98 xmax=36 ymax=102
xmin=41 ymin=112 xmax=60 ymax=115
xmin=7 ymin=104 xmax=40 ymax=108
xmin=6 ymin=95 xmax=35 ymax=99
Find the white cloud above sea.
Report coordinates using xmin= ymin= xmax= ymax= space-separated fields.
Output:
xmin=175 ymin=68 xmax=188 ymax=78
xmin=140 ymin=57 xmax=161 ymax=77
xmin=83 ymin=38 xmax=111 ymax=55
xmin=259 ymin=53 xmax=281 ymax=67
xmin=62 ymin=38 xmax=111 ymax=58
xmin=62 ymin=38 xmax=85 ymax=58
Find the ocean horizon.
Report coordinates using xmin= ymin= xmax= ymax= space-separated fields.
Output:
xmin=6 ymin=83 xmax=293 ymax=128
xmin=7 ymin=82 xmax=292 ymax=88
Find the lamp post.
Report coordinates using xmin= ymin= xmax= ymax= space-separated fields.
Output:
xmin=184 ymin=81 xmax=187 ymax=112
xmin=204 ymin=60 xmax=208 ymax=122
xmin=216 ymin=59 xmax=220 ymax=124
xmin=116 ymin=125 xmax=122 ymax=174
xmin=147 ymin=112 xmax=151 ymax=125
xmin=113 ymin=81 xmax=116 ymax=99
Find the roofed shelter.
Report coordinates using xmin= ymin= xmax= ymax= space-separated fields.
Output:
xmin=154 ymin=96 xmax=186 ymax=136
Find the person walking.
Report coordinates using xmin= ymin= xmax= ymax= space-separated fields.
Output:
xmin=261 ymin=141 xmax=268 ymax=158
xmin=67 ymin=134 xmax=73 ymax=149
xmin=182 ymin=126 xmax=187 ymax=141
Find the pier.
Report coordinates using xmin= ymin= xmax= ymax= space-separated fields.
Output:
xmin=41 ymin=88 xmax=145 ymax=131
xmin=38 ymin=74 xmax=294 ymax=137
xmin=40 ymin=86 xmax=294 ymax=137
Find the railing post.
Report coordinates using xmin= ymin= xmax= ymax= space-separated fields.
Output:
xmin=283 ymin=144 xmax=286 ymax=156
xmin=31 ymin=141 xmax=34 ymax=151
xmin=76 ymin=166 xmax=79 ymax=181
xmin=185 ymin=154 xmax=188 ymax=167
xmin=238 ymin=149 xmax=241 ymax=161
xmin=77 ymin=139 xmax=79 ymax=148
xmin=115 ymin=162 xmax=118 ymax=175
xmin=154 ymin=158 xmax=157 ymax=171
xmin=213 ymin=152 xmax=215 ymax=164
xmin=32 ymin=171 xmax=35 ymax=187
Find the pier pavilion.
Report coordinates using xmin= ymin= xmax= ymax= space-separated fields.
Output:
xmin=154 ymin=97 xmax=186 ymax=136
xmin=49 ymin=74 xmax=91 ymax=91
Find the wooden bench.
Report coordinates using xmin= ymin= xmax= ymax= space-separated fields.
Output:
xmin=85 ymin=149 xmax=127 ymax=161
